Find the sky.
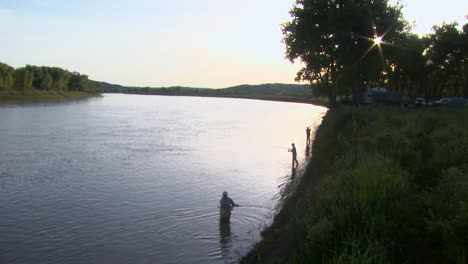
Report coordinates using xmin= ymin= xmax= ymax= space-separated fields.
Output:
xmin=0 ymin=0 xmax=466 ymax=88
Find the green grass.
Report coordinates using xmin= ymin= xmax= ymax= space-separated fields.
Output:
xmin=0 ymin=89 xmax=101 ymax=103
xmin=243 ymin=105 xmax=468 ymax=264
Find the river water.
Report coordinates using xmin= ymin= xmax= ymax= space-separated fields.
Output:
xmin=0 ymin=94 xmax=326 ymax=264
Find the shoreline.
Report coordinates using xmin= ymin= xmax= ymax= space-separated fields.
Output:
xmin=0 ymin=90 xmax=102 ymax=104
xmin=0 ymin=90 xmax=328 ymax=107
xmin=241 ymin=112 xmax=326 ymax=263
xmin=242 ymin=105 xmax=468 ymax=263
xmin=104 ymin=92 xmax=330 ymax=107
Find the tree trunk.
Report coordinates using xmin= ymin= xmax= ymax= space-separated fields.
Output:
xmin=352 ymin=85 xmax=364 ymax=104
xmin=408 ymin=79 xmax=414 ymax=98
xmin=423 ymin=78 xmax=430 ymax=101
xmin=461 ymin=66 xmax=468 ymax=98
xmin=328 ymin=84 xmax=337 ymax=107
xmin=463 ymin=78 xmax=468 ymax=98
xmin=438 ymin=80 xmax=447 ymax=99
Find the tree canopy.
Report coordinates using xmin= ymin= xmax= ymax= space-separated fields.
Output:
xmin=0 ymin=62 xmax=98 ymax=93
xmin=283 ymin=0 xmax=468 ymax=105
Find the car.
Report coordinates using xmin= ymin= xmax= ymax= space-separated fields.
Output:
xmin=414 ymin=97 xmax=425 ymax=106
xmin=450 ymin=97 xmax=466 ymax=104
xmin=340 ymin=95 xmax=352 ymax=104
xmin=434 ymin=98 xmax=451 ymax=105
xmin=434 ymin=97 xmax=466 ymax=105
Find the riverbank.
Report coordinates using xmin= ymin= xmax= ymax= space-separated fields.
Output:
xmin=243 ymin=105 xmax=468 ymax=263
xmin=98 ymin=81 xmax=330 ymax=107
xmin=126 ymin=92 xmax=329 ymax=107
xmin=0 ymin=90 xmax=101 ymax=104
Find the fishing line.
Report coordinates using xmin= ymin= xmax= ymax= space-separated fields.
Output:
xmin=237 ymin=204 xmax=271 ymax=209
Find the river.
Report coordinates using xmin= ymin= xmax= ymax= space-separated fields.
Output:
xmin=0 ymin=94 xmax=326 ymax=264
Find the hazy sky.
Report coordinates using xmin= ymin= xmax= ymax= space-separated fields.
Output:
xmin=0 ymin=0 xmax=466 ymax=88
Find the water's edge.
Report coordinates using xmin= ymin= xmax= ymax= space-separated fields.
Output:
xmin=241 ymin=110 xmax=327 ymax=263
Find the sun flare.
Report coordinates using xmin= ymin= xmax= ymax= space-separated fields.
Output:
xmin=374 ymin=36 xmax=382 ymax=45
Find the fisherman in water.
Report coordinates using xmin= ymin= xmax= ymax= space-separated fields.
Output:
xmin=219 ymin=191 xmax=239 ymax=223
xmin=288 ymin=143 xmax=298 ymax=168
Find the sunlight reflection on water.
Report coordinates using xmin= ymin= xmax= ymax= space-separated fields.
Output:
xmin=0 ymin=94 xmax=327 ymax=263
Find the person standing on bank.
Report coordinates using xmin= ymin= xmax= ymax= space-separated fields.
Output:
xmin=288 ymin=143 xmax=298 ymax=167
xmin=219 ymin=191 xmax=239 ymax=223
xmin=306 ymin=126 xmax=311 ymax=144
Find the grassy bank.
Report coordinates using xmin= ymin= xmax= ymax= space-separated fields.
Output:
xmin=0 ymin=90 xmax=101 ymax=103
xmin=243 ymin=105 xmax=468 ymax=264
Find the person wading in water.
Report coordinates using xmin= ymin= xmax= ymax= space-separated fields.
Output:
xmin=219 ymin=191 xmax=239 ymax=223
xmin=306 ymin=126 xmax=311 ymax=144
xmin=288 ymin=143 xmax=298 ymax=168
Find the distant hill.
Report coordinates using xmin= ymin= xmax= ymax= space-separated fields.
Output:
xmin=223 ymin=83 xmax=311 ymax=96
xmin=93 ymin=81 xmax=314 ymax=104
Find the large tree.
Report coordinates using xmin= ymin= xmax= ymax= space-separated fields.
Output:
xmin=424 ymin=22 xmax=468 ymax=98
xmin=282 ymin=0 xmax=408 ymax=105
xmin=0 ymin=62 xmax=15 ymax=90
xmin=384 ymin=33 xmax=426 ymax=98
xmin=13 ymin=67 xmax=34 ymax=90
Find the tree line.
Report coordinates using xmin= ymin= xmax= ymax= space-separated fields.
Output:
xmin=283 ymin=0 xmax=468 ymax=105
xmin=0 ymin=62 xmax=98 ymax=93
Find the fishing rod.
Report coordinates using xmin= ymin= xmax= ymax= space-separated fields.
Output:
xmin=236 ymin=204 xmax=271 ymax=209
xmin=217 ymin=204 xmax=271 ymax=209
xmin=272 ymin=145 xmax=290 ymax=150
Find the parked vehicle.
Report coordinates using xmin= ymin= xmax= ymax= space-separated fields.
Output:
xmin=415 ymin=97 xmax=425 ymax=106
xmin=365 ymin=86 xmax=404 ymax=104
xmin=340 ymin=95 xmax=352 ymax=104
xmin=434 ymin=97 xmax=467 ymax=105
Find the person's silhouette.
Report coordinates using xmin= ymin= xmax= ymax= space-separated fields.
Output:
xmin=288 ymin=143 xmax=298 ymax=168
xmin=219 ymin=191 xmax=239 ymax=223
xmin=306 ymin=127 xmax=311 ymax=144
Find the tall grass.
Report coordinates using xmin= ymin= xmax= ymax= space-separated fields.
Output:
xmin=304 ymin=106 xmax=468 ymax=263
xmin=244 ymin=105 xmax=468 ymax=263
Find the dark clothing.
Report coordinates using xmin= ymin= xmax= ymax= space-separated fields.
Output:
xmin=220 ymin=197 xmax=236 ymax=223
xmin=291 ymin=146 xmax=298 ymax=167
xmin=291 ymin=146 xmax=297 ymax=158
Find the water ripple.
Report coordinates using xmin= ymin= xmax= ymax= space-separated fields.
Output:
xmin=0 ymin=94 xmax=327 ymax=264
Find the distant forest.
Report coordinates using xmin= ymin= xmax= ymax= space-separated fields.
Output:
xmin=97 ymin=81 xmax=314 ymax=103
xmin=0 ymin=62 xmax=99 ymax=93
xmin=0 ymin=61 xmax=314 ymax=103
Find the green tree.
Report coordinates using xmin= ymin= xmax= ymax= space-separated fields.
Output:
xmin=384 ymin=33 xmax=427 ymax=98
xmin=68 ymin=72 xmax=90 ymax=91
xmin=48 ymin=67 xmax=71 ymax=90
xmin=0 ymin=62 xmax=15 ymax=90
xmin=26 ymin=65 xmax=48 ymax=90
xmin=424 ymin=22 xmax=467 ymax=98
xmin=0 ymin=62 xmax=99 ymax=94
xmin=462 ymin=23 xmax=468 ymax=98
xmin=282 ymin=0 xmax=408 ymax=105
xmin=13 ymin=67 xmax=34 ymax=90
xmin=40 ymin=70 xmax=53 ymax=90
